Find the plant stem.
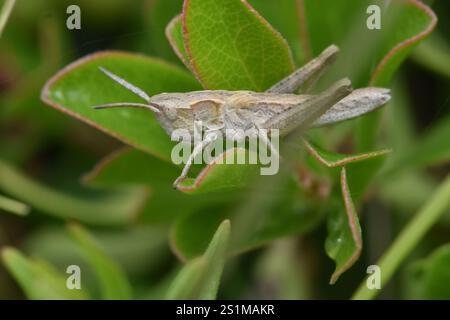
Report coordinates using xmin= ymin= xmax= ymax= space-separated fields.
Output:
xmin=0 ymin=0 xmax=16 ymax=38
xmin=0 ymin=194 xmax=29 ymax=216
xmin=352 ymin=174 xmax=450 ymax=300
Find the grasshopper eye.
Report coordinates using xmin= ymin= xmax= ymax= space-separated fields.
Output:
xmin=164 ymin=107 xmax=178 ymax=120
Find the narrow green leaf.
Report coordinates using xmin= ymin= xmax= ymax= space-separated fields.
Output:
xmin=166 ymin=258 xmax=205 ymax=299
xmin=41 ymin=51 xmax=201 ymax=161
xmin=182 ymin=0 xmax=295 ymax=90
xmin=166 ymin=219 xmax=230 ymax=299
xmin=353 ymin=175 xmax=450 ymax=300
xmin=0 ymin=0 xmax=16 ymax=38
xmin=68 ymin=224 xmax=132 ymax=300
xmin=0 ymin=194 xmax=29 ymax=216
xmin=1 ymin=247 xmax=89 ymax=300
xmin=0 ymin=159 xmax=149 ymax=226
xmin=326 ymin=168 xmax=362 ymax=284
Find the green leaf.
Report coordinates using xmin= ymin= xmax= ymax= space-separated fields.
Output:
xmin=345 ymin=149 xmax=389 ymax=198
xmin=182 ymin=0 xmax=295 ymax=90
xmin=368 ymin=0 xmax=437 ymax=86
xmin=68 ymin=224 xmax=132 ymax=300
xmin=41 ymin=51 xmax=201 ymax=161
xmin=247 ymin=0 xmax=307 ymax=64
xmin=166 ymin=219 xmax=230 ymax=299
xmin=171 ymin=175 xmax=326 ymax=260
xmin=301 ymin=0 xmax=437 ymax=87
xmin=325 ymin=168 xmax=362 ymax=284
xmin=177 ymin=148 xmax=261 ymax=194
xmin=420 ymin=244 xmax=450 ymax=299
xmin=166 ymin=14 xmax=191 ymax=68
xmin=304 ymin=142 xmax=388 ymax=283
xmin=83 ymin=148 xmax=234 ymax=222
xmin=83 ymin=147 xmax=180 ymax=187
xmin=300 ymin=0 xmax=436 ymax=151
xmin=0 ymin=159 xmax=149 ymax=226
xmin=1 ymin=247 xmax=89 ymax=300
xmin=0 ymin=194 xmax=29 ymax=216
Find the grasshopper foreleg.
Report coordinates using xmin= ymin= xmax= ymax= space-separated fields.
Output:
xmin=173 ymin=132 xmax=219 ymax=188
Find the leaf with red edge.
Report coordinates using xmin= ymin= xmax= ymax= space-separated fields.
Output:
xmin=304 ymin=141 xmax=389 ymax=283
xmin=182 ymin=0 xmax=295 ymax=90
xmin=41 ymin=51 xmax=201 ymax=161
xmin=326 ymin=168 xmax=362 ymax=284
xmin=304 ymin=139 xmax=391 ymax=168
xmin=166 ymin=14 xmax=191 ymax=69
xmin=301 ymin=0 xmax=437 ymax=87
xmin=176 ymin=148 xmax=261 ymax=194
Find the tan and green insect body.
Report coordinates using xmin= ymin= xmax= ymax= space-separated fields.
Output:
xmin=93 ymin=45 xmax=391 ymax=187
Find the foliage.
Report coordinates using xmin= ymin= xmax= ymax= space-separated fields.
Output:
xmin=1 ymin=0 xmax=449 ymax=300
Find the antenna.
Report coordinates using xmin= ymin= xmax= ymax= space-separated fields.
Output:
xmin=99 ymin=67 xmax=151 ymax=103
xmin=92 ymin=102 xmax=160 ymax=113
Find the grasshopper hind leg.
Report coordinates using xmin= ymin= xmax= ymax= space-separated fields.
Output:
xmin=267 ymin=45 xmax=339 ymax=94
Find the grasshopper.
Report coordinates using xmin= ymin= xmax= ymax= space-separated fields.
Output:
xmin=93 ymin=45 xmax=391 ymax=188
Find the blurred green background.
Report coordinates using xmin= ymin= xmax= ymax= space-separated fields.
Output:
xmin=0 ymin=0 xmax=449 ymax=300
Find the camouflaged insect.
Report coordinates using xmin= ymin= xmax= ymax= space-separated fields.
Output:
xmin=93 ymin=45 xmax=391 ymax=187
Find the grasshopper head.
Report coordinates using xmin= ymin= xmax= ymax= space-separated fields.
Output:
xmin=149 ymin=93 xmax=191 ymax=120
xmin=149 ymin=92 xmax=200 ymax=136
